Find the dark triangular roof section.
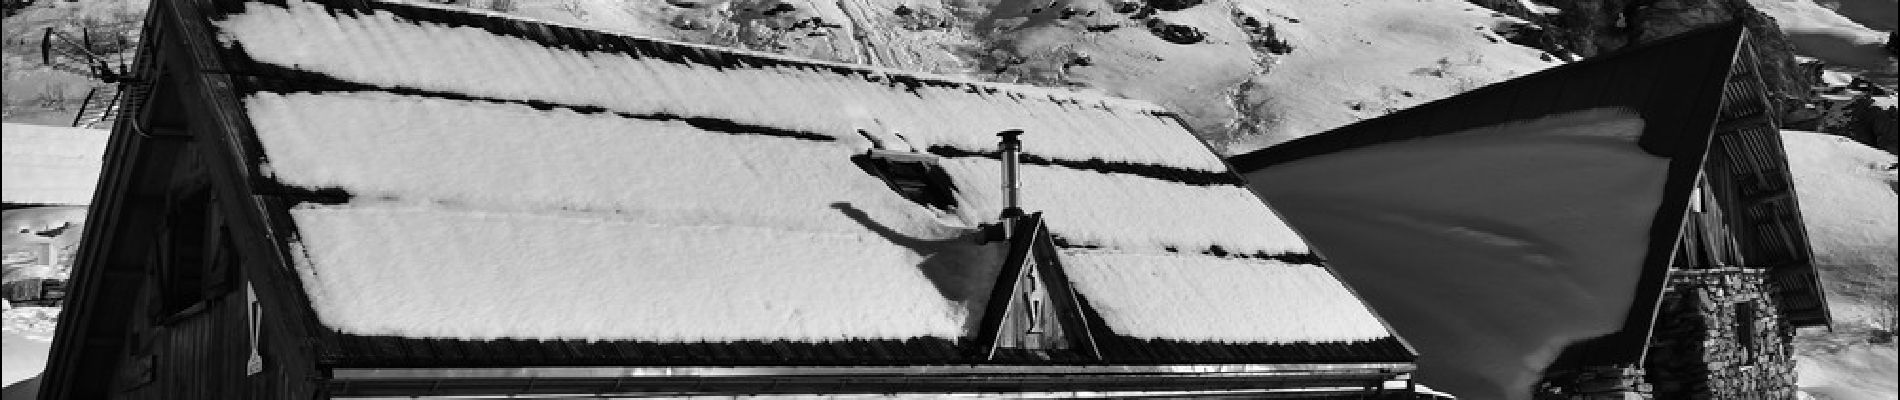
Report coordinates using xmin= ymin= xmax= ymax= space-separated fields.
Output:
xmin=971 ymin=213 xmax=1104 ymax=361
xmin=1231 ymin=23 xmax=1827 ymax=368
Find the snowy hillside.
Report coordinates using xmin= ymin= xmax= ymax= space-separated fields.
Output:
xmin=1781 ymin=130 xmax=1898 ymax=400
xmin=0 ymin=306 xmax=57 ymax=391
xmin=486 ymin=0 xmax=1558 ymax=152
xmin=1747 ymin=0 xmax=1895 ymax=86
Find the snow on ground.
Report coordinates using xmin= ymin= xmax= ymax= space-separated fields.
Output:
xmin=1781 ymin=130 xmax=1898 ymax=400
xmin=971 ymin=0 xmax=1559 ymax=153
xmin=1782 ymin=130 xmax=1897 ymax=326
xmin=1242 ymin=108 xmax=1665 ymax=400
xmin=2 ymin=207 xmax=87 ymax=284
xmin=223 ymin=0 xmax=1387 ymax=344
xmin=1222 ymin=0 xmax=1558 ymax=151
xmin=1 ymin=306 xmax=58 ymax=388
xmin=1747 ymin=0 xmax=1895 ymax=85
xmin=1749 ymin=0 xmax=1890 ymax=40
xmin=0 ymin=123 xmax=107 ymax=206
xmin=1798 ymin=337 xmax=1899 ymax=400
xmin=1819 ymin=0 xmax=1896 ymax=32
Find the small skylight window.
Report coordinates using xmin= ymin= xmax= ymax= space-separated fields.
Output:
xmin=854 ymin=149 xmax=958 ymax=211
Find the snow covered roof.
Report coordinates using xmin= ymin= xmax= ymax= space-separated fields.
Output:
xmin=174 ymin=0 xmax=1404 ymax=365
xmin=1233 ymin=24 xmax=1825 ymax=399
xmin=1 ymin=124 xmax=108 ymax=206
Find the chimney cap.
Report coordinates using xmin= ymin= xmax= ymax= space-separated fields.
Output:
xmin=998 ymin=129 xmax=1023 ymax=143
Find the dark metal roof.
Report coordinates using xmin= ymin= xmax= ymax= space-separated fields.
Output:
xmin=1230 ymin=23 xmax=1827 ymax=367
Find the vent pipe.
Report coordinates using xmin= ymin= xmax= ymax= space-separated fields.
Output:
xmin=999 ymin=129 xmax=1024 ymax=219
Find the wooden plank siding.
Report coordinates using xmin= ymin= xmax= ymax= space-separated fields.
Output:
xmin=42 ymin=0 xmax=332 ymax=397
xmin=103 ymin=279 xmax=318 ymax=399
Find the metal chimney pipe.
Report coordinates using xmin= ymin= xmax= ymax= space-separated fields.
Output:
xmin=999 ymin=129 xmax=1024 ymax=219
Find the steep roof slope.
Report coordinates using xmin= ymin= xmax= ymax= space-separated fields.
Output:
xmin=1233 ymin=24 xmax=1822 ymax=399
xmin=195 ymin=0 xmax=1403 ymax=366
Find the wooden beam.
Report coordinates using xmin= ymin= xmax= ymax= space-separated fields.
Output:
xmin=1739 ymin=190 xmax=1792 ymax=208
xmin=1726 ymin=65 xmax=1754 ymax=82
xmin=143 ymin=126 xmax=196 ymax=141
xmin=1715 ymin=112 xmax=1771 ymax=133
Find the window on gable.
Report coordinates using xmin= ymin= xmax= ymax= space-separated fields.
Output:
xmin=153 ymin=184 xmax=210 ymax=319
xmin=853 ymin=150 xmax=958 ymax=210
xmin=152 ymin=149 xmax=239 ymax=321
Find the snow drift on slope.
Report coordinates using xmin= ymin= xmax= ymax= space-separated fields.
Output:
xmin=1747 ymin=0 xmax=1895 ymax=81
xmin=1781 ymin=130 xmax=1898 ymax=400
xmin=0 ymin=306 xmax=58 ymax=388
xmin=1783 ymin=130 xmax=1897 ymax=327
xmin=2 ymin=207 xmax=87 ymax=283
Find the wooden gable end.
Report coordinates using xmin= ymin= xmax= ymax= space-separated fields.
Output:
xmin=1685 ymin=37 xmax=1830 ymax=328
xmin=972 ymin=213 xmax=1103 ymax=361
xmin=38 ymin=0 xmax=334 ymax=398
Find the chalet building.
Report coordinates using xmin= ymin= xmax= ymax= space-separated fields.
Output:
xmin=40 ymin=0 xmax=1421 ymax=398
xmin=1233 ymin=24 xmax=1829 ymax=399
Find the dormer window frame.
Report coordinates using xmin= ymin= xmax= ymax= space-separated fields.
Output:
xmin=855 ymin=149 xmax=959 ymax=211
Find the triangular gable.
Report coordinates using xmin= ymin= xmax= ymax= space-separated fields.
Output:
xmin=972 ymin=213 xmax=1101 ymax=360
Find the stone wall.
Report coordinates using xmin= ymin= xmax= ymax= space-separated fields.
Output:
xmin=1644 ymin=268 xmax=1799 ymax=399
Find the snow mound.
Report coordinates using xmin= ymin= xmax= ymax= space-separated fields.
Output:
xmin=2 ymin=207 xmax=87 ymax=283
xmin=0 ymin=306 xmax=58 ymax=388
xmin=1782 ymin=130 xmax=1897 ymax=327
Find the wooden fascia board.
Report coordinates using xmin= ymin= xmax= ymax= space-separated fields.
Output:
xmin=327 ymin=363 xmax=1416 ymax=397
xmin=162 ymin=0 xmax=336 ymax=371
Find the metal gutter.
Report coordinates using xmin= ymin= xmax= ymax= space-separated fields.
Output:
xmin=333 ymin=362 xmax=1415 ymax=380
xmin=327 ymin=363 xmax=1416 ymax=397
